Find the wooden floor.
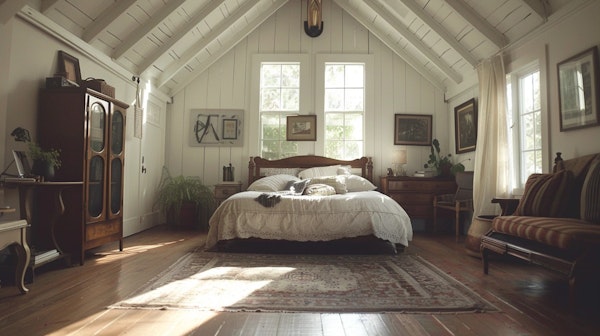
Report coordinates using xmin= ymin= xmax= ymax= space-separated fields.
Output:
xmin=1 ymin=226 xmax=599 ymax=336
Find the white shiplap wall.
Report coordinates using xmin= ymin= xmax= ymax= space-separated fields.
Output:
xmin=167 ymin=0 xmax=447 ymax=188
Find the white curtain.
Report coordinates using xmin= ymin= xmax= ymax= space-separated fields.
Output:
xmin=473 ymin=54 xmax=511 ymax=216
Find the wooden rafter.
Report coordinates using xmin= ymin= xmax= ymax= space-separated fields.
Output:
xmin=444 ymin=0 xmax=507 ymax=49
xmin=82 ymin=0 xmax=138 ymax=43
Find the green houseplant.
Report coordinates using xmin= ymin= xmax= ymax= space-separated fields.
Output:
xmin=28 ymin=141 xmax=62 ymax=181
xmin=424 ymin=139 xmax=465 ymax=176
xmin=155 ymin=167 xmax=215 ymax=228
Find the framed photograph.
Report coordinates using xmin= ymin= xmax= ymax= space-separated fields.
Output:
xmin=557 ymin=47 xmax=600 ymax=131
xmin=287 ymin=115 xmax=317 ymax=141
xmin=454 ymin=98 xmax=478 ymax=154
xmin=222 ymin=119 xmax=238 ymax=140
xmin=57 ymin=50 xmax=82 ymax=85
xmin=394 ymin=114 xmax=432 ymax=146
xmin=189 ymin=109 xmax=244 ymax=147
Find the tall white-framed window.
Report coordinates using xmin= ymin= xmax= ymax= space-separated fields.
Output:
xmin=316 ymin=55 xmax=373 ymax=160
xmin=251 ymin=55 xmax=310 ymax=159
xmin=506 ymin=61 xmax=547 ymax=191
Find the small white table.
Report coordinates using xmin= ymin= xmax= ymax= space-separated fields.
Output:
xmin=0 ymin=219 xmax=30 ymax=293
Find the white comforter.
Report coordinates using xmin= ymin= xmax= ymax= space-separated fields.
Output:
xmin=206 ymin=190 xmax=412 ymax=249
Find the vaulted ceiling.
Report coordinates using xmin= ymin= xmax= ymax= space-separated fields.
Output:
xmin=1 ymin=0 xmax=579 ymax=96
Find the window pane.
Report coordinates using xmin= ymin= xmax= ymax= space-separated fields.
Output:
xmin=261 ymin=65 xmax=281 ymax=87
xmin=345 ymin=65 xmax=364 ymax=87
xmin=281 ymin=88 xmax=299 ymax=110
xmin=325 ymin=89 xmax=344 ymax=111
xmin=261 ymin=88 xmax=281 ymax=111
xmin=325 ymin=113 xmax=344 ymax=140
xmin=325 ymin=65 xmax=344 ymax=87
xmin=521 ymin=114 xmax=535 ymax=150
xmin=344 ymin=114 xmax=363 ymax=140
xmin=282 ymin=64 xmax=299 ymax=87
xmin=344 ymin=141 xmax=362 ymax=159
xmin=325 ymin=140 xmax=343 ymax=158
xmin=345 ymin=89 xmax=363 ymax=110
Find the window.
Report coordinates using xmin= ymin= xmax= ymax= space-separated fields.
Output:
xmin=506 ymin=63 xmax=544 ymax=190
xmin=323 ymin=63 xmax=365 ymax=160
xmin=259 ymin=63 xmax=300 ymax=159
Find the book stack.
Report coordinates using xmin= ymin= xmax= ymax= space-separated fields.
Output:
xmin=413 ymin=171 xmax=436 ymax=177
xmin=33 ymin=249 xmax=59 ymax=264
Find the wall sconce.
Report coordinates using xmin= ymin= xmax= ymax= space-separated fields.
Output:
xmin=392 ymin=149 xmax=407 ymax=176
xmin=304 ymin=0 xmax=323 ymax=38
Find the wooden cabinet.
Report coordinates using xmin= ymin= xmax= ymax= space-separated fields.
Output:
xmin=380 ymin=176 xmax=456 ymax=232
xmin=37 ymin=88 xmax=128 ymax=264
xmin=214 ymin=183 xmax=242 ymax=206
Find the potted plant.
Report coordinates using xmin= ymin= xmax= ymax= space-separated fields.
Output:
xmin=424 ymin=139 xmax=465 ymax=177
xmin=28 ymin=142 xmax=62 ymax=181
xmin=155 ymin=167 xmax=215 ymax=229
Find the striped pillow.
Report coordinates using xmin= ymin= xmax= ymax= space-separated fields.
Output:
xmin=581 ymin=159 xmax=600 ymax=223
xmin=514 ymin=170 xmax=572 ymax=217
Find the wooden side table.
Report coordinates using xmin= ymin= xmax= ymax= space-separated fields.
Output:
xmin=0 ymin=219 xmax=30 ymax=293
xmin=380 ymin=175 xmax=456 ymax=232
xmin=214 ymin=182 xmax=242 ymax=206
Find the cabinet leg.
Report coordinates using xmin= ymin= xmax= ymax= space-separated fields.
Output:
xmin=12 ymin=243 xmax=29 ymax=293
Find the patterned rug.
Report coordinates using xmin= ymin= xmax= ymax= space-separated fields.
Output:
xmin=109 ymin=252 xmax=497 ymax=313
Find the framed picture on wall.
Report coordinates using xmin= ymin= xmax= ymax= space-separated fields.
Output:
xmin=454 ymin=98 xmax=478 ymax=154
xmin=287 ymin=115 xmax=317 ymax=141
xmin=557 ymin=47 xmax=600 ymax=131
xmin=57 ymin=50 xmax=82 ymax=85
xmin=189 ymin=109 xmax=244 ymax=147
xmin=393 ymin=114 xmax=432 ymax=146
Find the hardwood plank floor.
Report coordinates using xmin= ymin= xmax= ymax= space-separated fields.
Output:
xmin=1 ymin=225 xmax=598 ymax=335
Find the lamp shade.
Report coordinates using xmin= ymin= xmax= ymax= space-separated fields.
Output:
xmin=393 ymin=149 xmax=407 ymax=164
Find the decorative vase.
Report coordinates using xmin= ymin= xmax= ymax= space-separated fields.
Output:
xmin=31 ymin=160 xmax=55 ymax=181
xmin=439 ymin=162 xmax=452 ymax=177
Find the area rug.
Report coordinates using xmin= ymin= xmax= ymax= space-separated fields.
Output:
xmin=109 ymin=252 xmax=497 ymax=313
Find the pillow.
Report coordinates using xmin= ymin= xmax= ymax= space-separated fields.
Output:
xmin=247 ymin=174 xmax=300 ymax=192
xmin=298 ymin=165 xmax=341 ymax=179
xmin=284 ymin=179 xmax=310 ymax=194
xmin=337 ymin=165 xmax=352 ymax=175
xmin=340 ymin=175 xmax=377 ymax=192
xmin=307 ymin=176 xmax=347 ymax=194
xmin=514 ymin=170 xmax=572 ymax=217
xmin=303 ymin=184 xmax=336 ymax=196
xmin=581 ymin=159 xmax=600 ymax=223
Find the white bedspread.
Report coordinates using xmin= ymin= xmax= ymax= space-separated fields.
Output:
xmin=206 ymin=190 xmax=412 ymax=249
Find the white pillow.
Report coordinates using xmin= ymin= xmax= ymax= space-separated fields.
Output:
xmin=298 ymin=165 xmax=341 ymax=179
xmin=340 ymin=175 xmax=377 ymax=192
xmin=247 ymin=174 xmax=300 ymax=192
xmin=307 ymin=176 xmax=348 ymax=194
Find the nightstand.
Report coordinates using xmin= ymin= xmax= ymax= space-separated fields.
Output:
xmin=380 ymin=175 xmax=456 ymax=232
xmin=214 ymin=182 xmax=242 ymax=205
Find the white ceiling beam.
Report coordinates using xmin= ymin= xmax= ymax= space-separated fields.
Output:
xmin=364 ymin=0 xmax=462 ymax=84
xmin=40 ymin=0 xmax=60 ymax=14
xmin=113 ymin=0 xmax=192 ymax=60
xmin=444 ymin=0 xmax=507 ymax=49
xmin=157 ymin=0 xmax=259 ymax=87
xmin=136 ymin=0 xmax=227 ymax=76
xmin=0 ymin=0 xmax=27 ymax=24
xmin=332 ymin=0 xmax=445 ymax=90
xmin=170 ymin=0 xmax=291 ymax=95
xmin=393 ymin=0 xmax=478 ymax=67
xmin=520 ymin=0 xmax=549 ymax=21
xmin=82 ymin=0 xmax=138 ymax=43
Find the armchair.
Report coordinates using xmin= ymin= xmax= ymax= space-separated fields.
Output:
xmin=433 ymin=171 xmax=474 ymax=242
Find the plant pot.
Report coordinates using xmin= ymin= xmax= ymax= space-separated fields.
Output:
xmin=31 ymin=160 xmax=55 ymax=181
xmin=465 ymin=215 xmax=495 ymax=258
xmin=166 ymin=202 xmax=198 ymax=228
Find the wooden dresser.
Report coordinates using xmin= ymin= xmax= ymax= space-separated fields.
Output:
xmin=380 ymin=175 xmax=456 ymax=232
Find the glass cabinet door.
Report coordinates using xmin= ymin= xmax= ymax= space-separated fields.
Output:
xmin=108 ymin=109 xmax=125 ymax=218
xmin=86 ymin=97 xmax=108 ymax=223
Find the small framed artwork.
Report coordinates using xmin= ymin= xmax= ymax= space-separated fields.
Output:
xmin=393 ymin=114 xmax=432 ymax=146
xmin=287 ymin=115 xmax=317 ymax=141
xmin=557 ymin=47 xmax=599 ymax=131
xmin=57 ymin=50 xmax=82 ymax=85
xmin=222 ymin=119 xmax=238 ymax=140
xmin=454 ymin=98 xmax=478 ymax=154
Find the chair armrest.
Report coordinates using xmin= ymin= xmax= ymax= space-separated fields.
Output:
xmin=492 ymin=198 xmax=520 ymax=215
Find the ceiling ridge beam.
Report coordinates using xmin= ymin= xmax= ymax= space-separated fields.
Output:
xmin=364 ymin=0 xmax=462 ymax=84
xmin=170 ymin=0 xmax=291 ymax=95
xmin=520 ymin=0 xmax=549 ymax=21
xmin=444 ymin=0 xmax=507 ymax=49
xmin=157 ymin=0 xmax=259 ymax=88
xmin=136 ymin=0 xmax=227 ymax=76
xmin=112 ymin=0 xmax=188 ymax=60
xmin=0 ymin=0 xmax=27 ymax=24
xmin=332 ymin=0 xmax=446 ymax=90
xmin=82 ymin=0 xmax=138 ymax=43
xmin=395 ymin=0 xmax=478 ymax=67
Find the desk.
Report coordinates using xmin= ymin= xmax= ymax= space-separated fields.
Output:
xmin=0 ymin=220 xmax=30 ymax=293
xmin=4 ymin=181 xmax=82 ymax=275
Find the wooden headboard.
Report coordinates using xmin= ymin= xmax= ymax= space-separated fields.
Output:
xmin=248 ymin=155 xmax=373 ymax=184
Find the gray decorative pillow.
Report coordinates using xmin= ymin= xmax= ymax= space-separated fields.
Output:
xmin=581 ymin=159 xmax=600 ymax=223
xmin=284 ymin=179 xmax=310 ymax=194
xmin=303 ymin=184 xmax=336 ymax=196
xmin=307 ymin=176 xmax=347 ymax=194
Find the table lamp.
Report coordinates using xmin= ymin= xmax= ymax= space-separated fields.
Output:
xmin=392 ymin=149 xmax=407 ymax=176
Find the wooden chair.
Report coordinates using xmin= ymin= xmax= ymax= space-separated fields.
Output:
xmin=433 ymin=171 xmax=474 ymax=242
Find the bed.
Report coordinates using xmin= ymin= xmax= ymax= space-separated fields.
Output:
xmin=206 ymin=155 xmax=412 ymax=253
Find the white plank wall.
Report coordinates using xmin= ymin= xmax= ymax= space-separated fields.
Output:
xmin=167 ymin=0 xmax=447 ymax=188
